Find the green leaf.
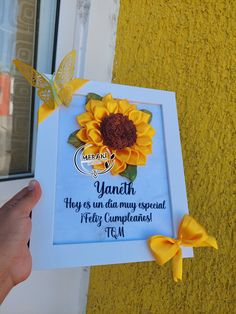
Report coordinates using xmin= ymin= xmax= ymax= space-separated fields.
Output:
xmin=68 ymin=130 xmax=84 ymax=148
xmin=86 ymin=93 xmax=102 ymax=102
xmin=141 ymin=109 xmax=153 ymax=123
xmin=120 ymin=165 xmax=137 ymax=182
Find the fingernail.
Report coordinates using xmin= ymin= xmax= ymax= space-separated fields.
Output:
xmin=28 ymin=179 xmax=37 ymax=191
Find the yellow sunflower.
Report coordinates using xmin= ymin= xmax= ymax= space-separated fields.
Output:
xmin=76 ymin=94 xmax=155 ymax=176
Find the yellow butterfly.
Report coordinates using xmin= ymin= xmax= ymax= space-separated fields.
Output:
xmin=13 ymin=50 xmax=83 ymax=109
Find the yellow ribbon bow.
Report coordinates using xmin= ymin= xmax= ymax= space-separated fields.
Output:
xmin=148 ymin=215 xmax=218 ymax=282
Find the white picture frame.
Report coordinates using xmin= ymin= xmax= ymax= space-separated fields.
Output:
xmin=30 ymin=81 xmax=193 ymax=270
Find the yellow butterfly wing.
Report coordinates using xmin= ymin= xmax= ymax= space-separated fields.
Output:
xmin=37 ymin=87 xmax=55 ymax=110
xmin=55 ymin=50 xmax=87 ymax=106
xmin=13 ymin=59 xmax=55 ymax=109
xmin=54 ymin=50 xmax=76 ymax=91
xmin=58 ymin=78 xmax=87 ymax=107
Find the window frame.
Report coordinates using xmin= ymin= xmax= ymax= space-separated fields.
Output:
xmin=0 ymin=0 xmax=60 ymax=199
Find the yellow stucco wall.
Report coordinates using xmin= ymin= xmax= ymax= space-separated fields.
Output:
xmin=87 ymin=1 xmax=235 ymax=313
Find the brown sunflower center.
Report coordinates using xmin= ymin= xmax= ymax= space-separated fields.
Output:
xmin=100 ymin=113 xmax=137 ymax=149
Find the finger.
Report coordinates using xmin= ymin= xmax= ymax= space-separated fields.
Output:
xmin=2 ymin=180 xmax=42 ymax=216
xmin=2 ymin=187 xmax=31 ymax=210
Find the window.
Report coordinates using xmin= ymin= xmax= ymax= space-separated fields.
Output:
xmin=0 ymin=0 xmax=59 ymax=181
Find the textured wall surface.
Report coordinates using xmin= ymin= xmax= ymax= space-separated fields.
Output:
xmin=87 ymin=1 xmax=235 ymax=313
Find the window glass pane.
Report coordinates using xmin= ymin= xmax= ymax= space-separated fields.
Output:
xmin=0 ymin=0 xmax=39 ymax=180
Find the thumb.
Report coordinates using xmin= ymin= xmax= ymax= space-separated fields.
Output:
xmin=2 ymin=180 xmax=42 ymax=216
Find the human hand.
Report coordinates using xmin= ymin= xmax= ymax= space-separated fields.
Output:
xmin=0 ymin=180 xmax=41 ymax=304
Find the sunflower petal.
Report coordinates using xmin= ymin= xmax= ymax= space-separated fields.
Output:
xmin=127 ymin=149 xmax=140 ymax=165
xmin=85 ymin=120 xmax=100 ymax=131
xmin=86 ymin=99 xmax=103 ymax=113
xmin=141 ymin=111 xmax=151 ymax=124
xmin=146 ymin=126 xmax=156 ymax=137
xmin=118 ymin=100 xmax=136 ymax=114
xmin=99 ymin=145 xmax=112 ymax=155
xmin=93 ymin=106 xmax=109 ymax=122
xmin=106 ymin=100 xmax=119 ymax=113
xmin=102 ymin=94 xmax=113 ymax=102
xmin=83 ymin=145 xmax=100 ymax=155
xmin=88 ymin=129 xmax=103 ymax=145
xmin=85 ymin=100 xmax=92 ymax=112
xmin=129 ymin=110 xmax=143 ymax=124
xmin=116 ymin=148 xmax=131 ymax=163
xmin=76 ymin=128 xmax=88 ymax=142
xmin=140 ymin=109 xmax=152 ymax=123
xmin=138 ymin=144 xmax=152 ymax=154
xmin=110 ymin=158 xmax=126 ymax=175
xmin=136 ymin=122 xmax=156 ymax=137
xmin=136 ymin=122 xmax=150 ymax=136
xmin=77 ymin=112 xmax=93 ymax=127
xmin=137 ymin=151 xmax=147 ymax=165
xmin=136 ymin=135 xmax=152 ymax=146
